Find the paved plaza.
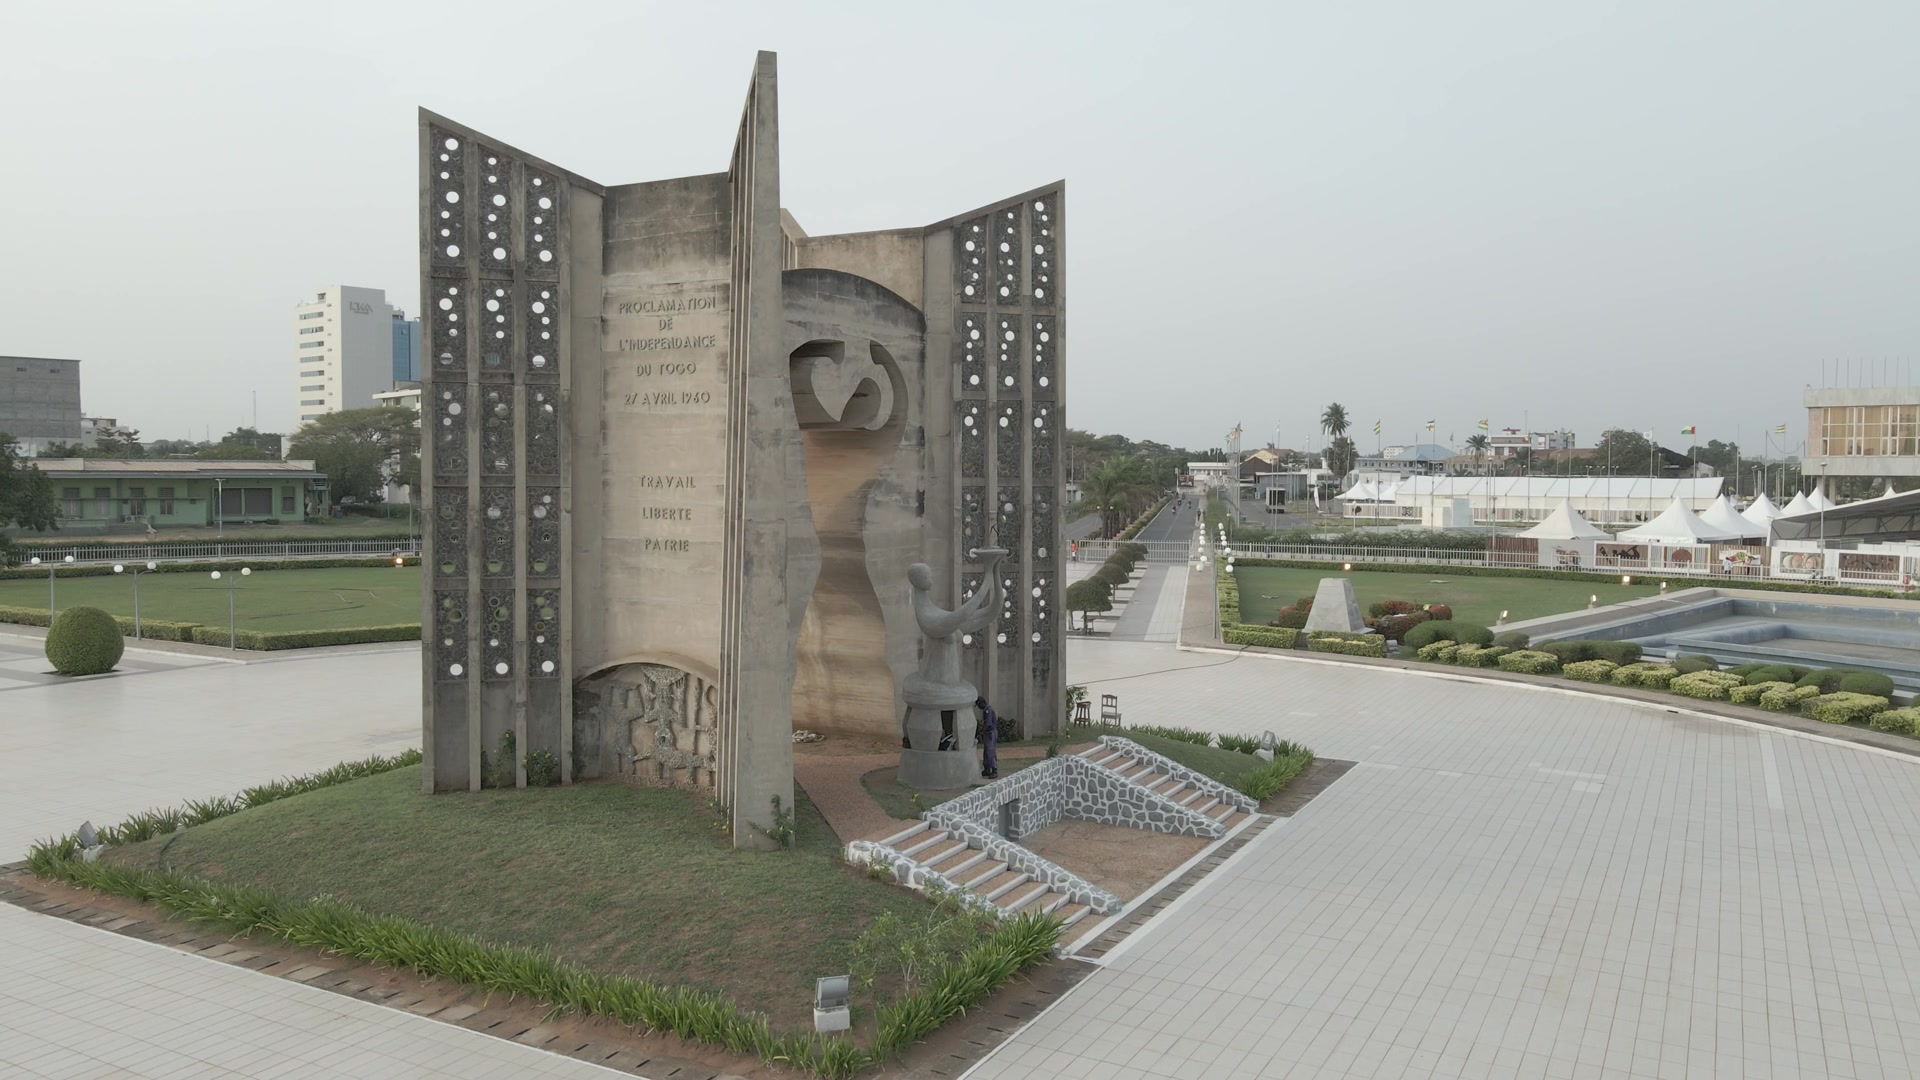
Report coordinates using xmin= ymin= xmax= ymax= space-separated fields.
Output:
xmin=968 ymin=636 xmax=1920 ymax=1080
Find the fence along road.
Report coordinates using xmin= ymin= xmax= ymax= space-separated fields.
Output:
xmin=12 ymin=538 xmax=422 ymax=567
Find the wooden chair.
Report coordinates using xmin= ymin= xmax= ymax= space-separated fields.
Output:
xmin=1100 ymin=693 xmax=1121 ymax=724
xmin=1072 ymin=699 xmax=1091 ymax=726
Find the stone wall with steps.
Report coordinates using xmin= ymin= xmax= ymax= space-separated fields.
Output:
xmin=846 ymin=737 xmax=1264 ymax=928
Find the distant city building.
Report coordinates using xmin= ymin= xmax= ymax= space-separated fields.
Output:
xmin=78 ymin=416 xmax=119 ymax=448
xmin=29 ymin=458 xmax=330 ymax=534
xmin=292 ymin=286 xmax=412 ymax=425
xmin=391 ymin=312 xmax=421 ymax=383
xmin=1354 ymin=443 xmax=1452 ymax=478
xmin=0 ymin=355 xmax=82 ymax=456
xmin=1802 ymin=386 xmax=1920 ymax=495
xmin=372 ymin=384 xmax=422 ymax=412
xmin=1488 ymin=429 xmax=1576 ymax=459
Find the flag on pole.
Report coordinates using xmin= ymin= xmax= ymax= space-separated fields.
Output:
xmin=1425 ymin=420 xmax=1435 ymax=433
xmin=1772 ymin=424 xmax=1787 ymax=434
xmin=1477 ymin=419 xmax=1489 ymax=431
xmin=1372 ymin=420 xmax=1381 ymax=435
xmin=1680 ymin=426 xmax=1697 ymax=435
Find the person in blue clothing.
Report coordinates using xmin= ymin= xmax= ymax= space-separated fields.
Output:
xmin=975 ymin=696 xmax=999 ymax=779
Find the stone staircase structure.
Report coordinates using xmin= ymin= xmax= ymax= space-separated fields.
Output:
xmin=846 ymin=736 xmax=1262 ymax=947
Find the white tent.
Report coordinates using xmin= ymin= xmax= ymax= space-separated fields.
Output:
xmin=1808 ymin=489 xmax=1838 ymax=512
xmin=1886 ymin=482 xmax=1900 ymax=498
xmin=1741 ymin=492 xmax=1785 ymax=528
xmin=1617 ymin=497 xmax=1742 ymax=543
xmin=1782 ymin=491 xmax=1817 ymax=516
xmin=1698 ymin=494 xmax=1769 ymax=540
xmin=1518 ymin=499 xmax=1610 ymax=540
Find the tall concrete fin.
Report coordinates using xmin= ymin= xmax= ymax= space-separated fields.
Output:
xmin=417 ymin=110 xmax=598 ymax=793
xmin=719 ymin=53 xmax=806 ymax=847
xmin=924 ymin=183 xmax=1067 ymax=739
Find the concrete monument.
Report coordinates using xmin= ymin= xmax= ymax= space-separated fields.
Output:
xmin=418 ymin=52 xmax=1067 ymax=847
xmin=1302 ymin=578 xmax=1366 ymax=634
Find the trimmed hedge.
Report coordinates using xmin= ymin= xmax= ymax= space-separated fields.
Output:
xmin=1610 ymin=663 xmax=1679 ymax=689
xmin=1492 ymin=631 xmax=1530 ymax=649
xmin=1452 ymin=644 xmax=1509 ymax=668
xmin=1802 ymin=692 xmax=1890 ymax=725
xmin=1402 ymin=620 xmax=1494 ymax=650
xmin=1745 ymin=664 xmax=1811 ymax=686
xmin=1670 ymin=671 xmax=1745 ymax=700
xmin=1562 ymin=659 xmax=1619 ymax=683
xmin=1836 ymin=670 xmax=1896 ymax=697
xmin=45 ymin=606 xmax=125 ymax=675
xmin=1306 ymin=632 xmax=1386 ymax=658
xmin=1672 ymin=655 xmax=1719 ymax=674
xmin=1729 ymin=680 xmax=1792 ymax=705
xmin=1496 ymin=650 xmax=1560 ymax=675
xmin=0 ymin=555 xmax=419 ymax=580
xmin=1795 ymin=669 xmax=1848 ymax=692
xmin=187 ymin=624 xmax=421 ymax=650
xmin=1869 ymin=707 xmax=1920 ymax=734
xmin=1759 ymin=684 xmax=1821 ymax=711
xmin=1223 ymin=625 xmax=1299 ymax=649
xmin=1227 ymin=556 xmax=1907 ymax=600
xmin=1416 ymin=641 xmax=1460 ymax=663
xmin=1115 ymin=495 xmax=1173 ymax=541
xmin=1539 ymin=640 xmax=1644 ymax=666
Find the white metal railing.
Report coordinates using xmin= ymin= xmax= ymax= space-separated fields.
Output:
xmin=1074 ymin=539 xmax=1190 ymax=563
xmin=14 ymin=538 xmax=420 ymax=566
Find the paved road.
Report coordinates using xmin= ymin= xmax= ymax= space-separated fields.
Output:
xmin=970 ymin=635 xmax=1920 ymax=1080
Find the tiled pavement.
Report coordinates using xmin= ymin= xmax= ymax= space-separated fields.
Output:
xmin=0 ymin=641 xmax=419 ymax=860
xmin=0 ymin=633 xmax=218 ymax=692
xmin=0 ymin=902 xmax=625 ymax=1079
xmin=967 ymin=638 xmax=1920 ymax=1080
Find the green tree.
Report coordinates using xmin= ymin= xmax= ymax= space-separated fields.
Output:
xmin=91 ymin=427 xmax=145 ymax=458
xmin=1082 ymin=456 xmax=1157 ymax=537
xmin=196 ymin=427 xmax=281 ymax=460
xmin=0 ymin=434 xmax=59 ymax=565
xmin=1325 ymin=435 xmax=1357 ymax=481
xmin=1464 ymin=433 xmax=1491 ymax=475
xmin=1065 ymin=577 xmax=1112 ymax=632
xmin=1594 ymin=429 xmax=1658 ymax=476
xmin=289 ymin=408 xmax=420 ymax=505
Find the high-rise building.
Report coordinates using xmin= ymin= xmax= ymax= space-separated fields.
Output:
xmin=291 ymin=286 xmax=405 ymax=425
xmin=1 ymin=355 xmax=82 ymax=456
xmin=391 ymin=312 xmax=421 ymax=384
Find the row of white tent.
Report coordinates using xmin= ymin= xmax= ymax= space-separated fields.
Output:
xmin=1519 ymin=489 xmax=1845 ymax=544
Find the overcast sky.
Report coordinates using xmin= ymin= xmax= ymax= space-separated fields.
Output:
xmin=3 ymin=1 xmax=1914 ymax=455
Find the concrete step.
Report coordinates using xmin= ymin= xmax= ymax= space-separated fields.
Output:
xmin=878 ymin=821 xmax=932 ymax=848
xmin=963 ymin=862 xmax=1011 ymax=890
xmin=1194 ymin=797 xmax=1220 ymax=815
xmin=998 ymin=881 xmax=1051 ymax=913
xmin=918 ymin=839 xmax=969 ymax=867
xmin=899 ymin=830 xmax=952 ymax=858
xmin=1039 ymin=893 xmax=1069 ymax=916
xmin=1206 ymin=802 xmax=1232 ymax=819
xmin=1177 ymin=789 xmax=1204 ymax=807
xmin=931 ymin=848 xmax=989 ymax=877
xmin=980 ymin=872 xmax=1033 ymax=903
xmin=1152 ymin=779 xmax=1184 ymax=796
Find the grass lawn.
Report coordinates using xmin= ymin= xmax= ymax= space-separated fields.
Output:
xmin=862 ymin=729 xmax=1277 ymax=820
xmin=109 ymin=766 xmax=923 ymax=1028
xmin=0 ymin=566 xmax=421 ymax=630
xmin=1234 ymin=565 xmax=1661 ymax=628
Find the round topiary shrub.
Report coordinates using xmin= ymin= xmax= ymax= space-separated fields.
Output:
xmin=1796 ymin=669 xmax=1847 ymax=693
xmin=1493 ymin=631 xmax=1530 ymax=649
xmin=1424 ymin=603 xmax=1454 ymax=622
xmin=44 ymin=606 xmax=125 ymax=676
xmin=1746 ymin=665 xmax=1795 ymax=686
xmin=1836 ymin=670 xmax=1896 ymax=697
xmin=1402 ymin=620 xmax=1494 ymax=650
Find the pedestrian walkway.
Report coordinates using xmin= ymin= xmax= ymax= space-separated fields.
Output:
xmin=0 ymin=646 xmax=418 ymax=860
xmin=0 ymin=902 xmax=627 ymax=1080
xmin=968 ymin=637 xmax=1920 ymax=1080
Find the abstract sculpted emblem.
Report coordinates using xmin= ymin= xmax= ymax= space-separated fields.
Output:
xmin=621 ymin=663 xmax=717 ymax=788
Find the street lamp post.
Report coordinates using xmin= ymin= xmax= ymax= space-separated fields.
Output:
xmin=27 ymin=555 xmax=75 ymax=618
xmin=113 ymin=561 xmax=159 ymax=639
xmin=210 ymin=567 xmax=251 ymax=649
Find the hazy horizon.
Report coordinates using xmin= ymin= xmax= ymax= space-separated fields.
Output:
xmin=3 ymin=1 xmax=1914 ymax=456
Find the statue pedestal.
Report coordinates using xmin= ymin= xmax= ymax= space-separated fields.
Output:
xmin=900 ymin=681 xmax=979 ymax=790
xmin=900 ymin=745 xmax=977 ymax=790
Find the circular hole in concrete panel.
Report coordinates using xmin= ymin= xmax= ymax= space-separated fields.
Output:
xmin=1034 ymin=288 xmax=1046 ymax=300
xmin=494 ymin=403 xmax=508 ymax=418
xmin=494 ymin=457 xmax=509 ymax=471
xmin=1035 ymin=200 xmax=1046 ymax=212
xmin=963 ymin=285 xmax=975 ymax=297
xmin=492 ymin=247 xmax=507 ymax=260
xmin=495 ymin=662 xmax=509 ymax=675
xmin=1004 ymin=375 xmax=1015 ymax=387
xmin=485 ymin=299 xmax=500 ymax=312
xmin=531 ymin=301 xmax=545 ymax=314
xmin=440 ymin=561 xmax=456 ymax=574
xmin=444 ymin=137 xmax=458 ymax=150
xmin=439 ymin=153 xmax=450 ymax=163
xmin=531 ymin=355 xmax=547 ymax=368
xmin=492 ymin=194 xmax=506 ymax=207
xmin=996 ymin=632 xmax=1008 ymax=645
xmin=1038 ymin=376 xmax=1050 ymax=388
xmin=533 ymin=177 xmax=543 ymax=186
xmin=486 ymin=229 xmax=497 ymax=239
xmin=998 ymin=416 xmax=1009 ymax=428
xmin=439 ymin=170 xmax=450 ymax=180
xmin=445 ymin=191 xmax=460 ymax=203
xmin=999 ymin=286 xmax=1011 ymax=298
xmin=1031 ymin=586 xmax=1041 ymax=598
xmin=1038 ymin=546 xmax=1049 ymax=558
xmin=488 ymin=637 xmax=500 ymax=648
xmin=533 ymin=215 xmax=543 ymax=225
xmin=999 ymin=242 xmax=1010 ymax=253
xmin=961 ymin=633 xmax=973 ymax=646
xmin=1032 ymin=632 xmax=1041 ymax=643
xmin=485 ymin=504 xmax=501 ymax=520
xmin=539 ymin=250 xmax=553 ymax=263
xmin=449 ymin=663 xmax=463 ymax=677
xmin=1034 ymin=244 xmax=1044 ymax=255
xmin=1033 ymin=417 xmax=1044 ymax=428
xmin=534 ymin=233 xmax=544 ymax=243
xmin=440 ymin=209 xmax=450 ymax=220
xmin=447 ymin=402 xmax=462 ymax=415
xmin=538 ymin=197 xmax=553 ymax=210
xmin=542 ymin=660 xmax=555 ymax=673
xmin=968 ymin=374 xmax=980 ymax=386
xmin=533 ymin=505 xmax=547 ymax=519
xmin=446 ymin=244 xmax=461 ymax=257
xmin=487 ymin=156 xmax=496 ymax=166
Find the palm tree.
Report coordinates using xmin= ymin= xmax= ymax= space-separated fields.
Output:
xmin=1083 ymin=456 xmax=1156 ymax=538
xmin=1320 ymin=403 xmax=1350 ymax=442
xmin=1465 ymin=433 xmax=1490 ymax=475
